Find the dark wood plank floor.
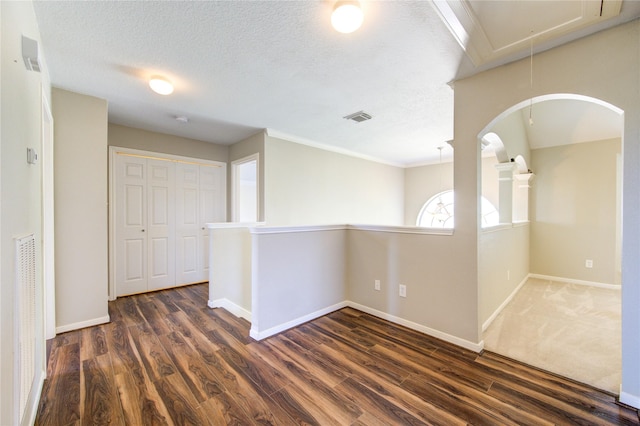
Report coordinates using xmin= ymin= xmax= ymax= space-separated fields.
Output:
xmin=36 ymin=283 xmax=639 ymax=425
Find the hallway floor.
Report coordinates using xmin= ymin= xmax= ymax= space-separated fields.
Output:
xmin=483 ymin=277 xmax=621 ymax=394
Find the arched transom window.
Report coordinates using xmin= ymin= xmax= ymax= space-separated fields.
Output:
xmin=416 ymin=190 xmax=499 ymax=228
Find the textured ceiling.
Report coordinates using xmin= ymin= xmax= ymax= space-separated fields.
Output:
xmin=32 ymin=1 xmax=640 ymax=166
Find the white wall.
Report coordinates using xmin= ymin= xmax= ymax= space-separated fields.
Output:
xmin=530 ymin=138 xmax=620 ymax=285
xmin=264 ymin=135 xmax=404 ymax=226
xmin=53 ymin=88 xmax=110 ymax=332
xmin=0 ymin=1 xmax=51 ymax=423
xmin=454 ymin=20 xmax=640 ymax=406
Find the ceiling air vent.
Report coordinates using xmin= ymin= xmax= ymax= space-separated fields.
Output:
xmin=344 ymin=111 xmax=372 ymax=123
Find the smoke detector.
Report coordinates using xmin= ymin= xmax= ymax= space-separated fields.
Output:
xmin=343 ymin=111 xmax=372 ymax=123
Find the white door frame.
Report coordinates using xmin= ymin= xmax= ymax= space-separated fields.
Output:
xmin=108 ymin=146 xmax=226 ymax=300
xmin=42 ymin=92 xmax=55 ymax=340
xmin=231 ymin=153 xmax=260 ymax=222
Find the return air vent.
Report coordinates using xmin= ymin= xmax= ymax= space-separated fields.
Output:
xmin=344 ymin=111 xmax=372 ymax=122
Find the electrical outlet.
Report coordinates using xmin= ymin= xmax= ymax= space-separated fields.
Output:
xmin=586 ymin=259 xmax=593 ymax=268
xmin=399 ymin=284 xmax=407 ymax=298
xmin=374 ymin=279 xmax=381 ymax=291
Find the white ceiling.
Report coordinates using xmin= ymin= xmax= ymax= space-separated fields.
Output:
xmin=32 ymin=1 xmax=640 ymax=167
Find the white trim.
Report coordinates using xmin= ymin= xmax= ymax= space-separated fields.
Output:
xmin=619 ymin=389 xmax=640 ymax=409
xmin=249 ymin=301 xmax=348 ymax=341
xmin=481 ymin=223 xmax=513 ymax=233
xmin=251 ymin=224 xmax=346 ymax=235
xmin=231 ymin=153 xmax=260 ymax=223
xmin=265 ymin=128 xmax=405 ymax=168
xmin=22 ymin=371 xmax=45 ymax=426
xmin=206 ymin=222 xmax=265 ymax=229
xmin=208 ymin=298 xmax=252 ymax=322
xmin=348 ymin=301 xmax=484 ymax=353
xmin=348 ymin=224 xmax=454 ymax=236
xmin=41 ymin=91 xmax=56 ymax=340
xmin=528 ymin=273 xmax=620 ymax=290
xmin=249 ymin=223 xmax=454 ymax=236
xmin=55 ymin=315 xmax=110 ymax=334
xmin=482 ymin=275 xmax=529 ymax=332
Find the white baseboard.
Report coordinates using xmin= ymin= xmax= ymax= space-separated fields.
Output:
xmin=55 ymin=315 xmax=110 ymax=334
xmin=528 ymin=273 xmax=619 ymax=290
xmin=249 ymin=301 xmax=348 ymax=341
xmin=348 ymin=301 xmax=484 ymax=353
xmin=208 ymin=298 xmax=252 ymax=322
xmin=23 ymin=369 xmax=45 ymax=426
xmin=482 ymin=275 xmax=529 ymax=332
xmin=619 ymin=389 xmax=640 ymax=409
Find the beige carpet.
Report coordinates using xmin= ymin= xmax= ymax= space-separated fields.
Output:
xmin=483 ymin=277 xmax=621 ymax=394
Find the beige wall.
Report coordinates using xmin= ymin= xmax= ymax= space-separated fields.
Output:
xmin=405 ymin=156 xmax=498 ymax=227
xmin=404 ymin=162 xmax=453 ymax=226
xmin=53 ymin=89 xmax=110 ymax=331
xmin=108 ymin=123 xmax=228 ymax=162
xmin=479 ymin=224 xmax=530 ymax=327
xmin=454 ymin=20 xmax=639 ymax=403
xmin=530 ymin=138 xmax=621 ymax=284
xmin=491 ymin=110 xmax=531 ymax=167
xmin=1 ymin=2 xmax=51 ymax=423
xmin=264 ymin=136 xmax=404 ymax=226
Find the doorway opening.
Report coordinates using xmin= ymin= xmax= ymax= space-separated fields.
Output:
xmin=479 ymin=94 xmax=623 ymax=393
xmin=232 ymin=154 xmax=259 ymax=223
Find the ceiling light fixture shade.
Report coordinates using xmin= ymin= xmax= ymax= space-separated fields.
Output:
xmin=331 ymin=1 xmax=363 ymax=34
xmin=149 ymin=76 xmax=174 ymax=95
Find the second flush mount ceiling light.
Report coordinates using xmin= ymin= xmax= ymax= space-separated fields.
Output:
xmin=149 ymin=76 xmax=174 ymax=95
xmin=331 ymin=1 xmax=363 ymax=34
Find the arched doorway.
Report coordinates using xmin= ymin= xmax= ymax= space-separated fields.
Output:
xmin=478 ymin=94 xmax=623 ymax=393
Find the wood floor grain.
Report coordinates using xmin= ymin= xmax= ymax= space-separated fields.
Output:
xmin=36 ymin=284 xmax=639 ymax=425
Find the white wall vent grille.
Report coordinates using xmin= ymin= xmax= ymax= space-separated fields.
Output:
xmin=15 ymin=233 xmax=36 ymax=423
xmin=343 ymin=111 xmax=372 ymax=122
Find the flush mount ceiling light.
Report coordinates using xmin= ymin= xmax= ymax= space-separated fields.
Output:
xmin=331 ymin=1 xmax=363 ymax=34
xmin=149 ymin=76 xmax=174 ymax=95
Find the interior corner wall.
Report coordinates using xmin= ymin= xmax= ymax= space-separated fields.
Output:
xmin=263 ymin=135 xmax=404 ymax=226
xmin=229 ymin=131 xmax=265 ymax=222
xmin=530 ymin=138 xmax=621 ymax=285
xmin=490 ymin=109 xmax=532 ymax=167
xmin=1 ymin=1 xmax=51 ymax=424
xmin=53 ymin=88 xmax=110 ymax=331
xmin=404 ymin=162 xmax=453 ymax=226
xmin=454 ymin=20 xmax=640 ymax=406
xmin=108 ymin=123 xmax=229 ymax=162
xmin=405 ymin=157 xmax=499 ymax=227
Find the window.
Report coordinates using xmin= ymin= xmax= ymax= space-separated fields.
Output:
xmin=416 ymin=190 xmax=499 ymax=228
